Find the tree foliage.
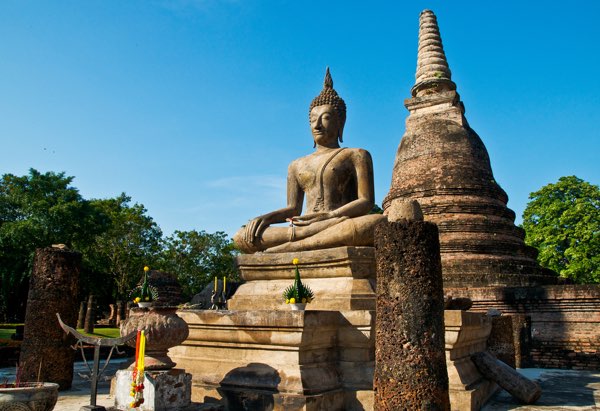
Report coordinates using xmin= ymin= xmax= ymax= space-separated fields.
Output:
xmin=522 ymin=176 xmax=600 ymax=283
xmin=82 ymin=194 xmax=163 ymax=299
xmin=159 ymin=230 xmax=239 ymax=299
xmin=0 ymin=169 xmax=105 ymax=321
xmin=0 ymin=169 xmax=239 ymax=321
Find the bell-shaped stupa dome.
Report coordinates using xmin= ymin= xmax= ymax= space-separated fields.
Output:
xmin=384 ymin=10 xmax=556 ymax=287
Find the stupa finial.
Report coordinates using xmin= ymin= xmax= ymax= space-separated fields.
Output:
xmin=411 ymin=9 xmax=456 ymax=97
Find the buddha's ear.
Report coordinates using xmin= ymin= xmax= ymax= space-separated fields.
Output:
xmin=313 ymin=140 xmax=316 ymax=148
xmin=338 ymin=124 xmax=345 ymax=143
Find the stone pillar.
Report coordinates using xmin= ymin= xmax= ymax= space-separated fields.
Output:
xmin=472 ymin=351 xmax=541 ymax=404
xmin=374 ymin=220 xmax=450 ymax=410
xmin=76 ymin=301 xmax=86 ymax=329
xmin=126 ymin=301 xmax=133 ymax=319
xmin=19 ymin=246 xmax=81 ymax=390
xmin=84 ymin=294 xmax=95 ymax=334
xmin=115 ymin=301 xmax=124 ymax=327
xmin=108 ymin=303 xmax=116 ymax=325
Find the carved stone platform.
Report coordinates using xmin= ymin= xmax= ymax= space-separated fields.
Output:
xmin=170 ymin=309 xmax=497 ymax=411
xmin=445 ymin=310 xmax=499 ymax=410
xmin=229 ymin=247 xmax=376 ymax=311
xmin=169 ymin=309 xmax=374 ymax=411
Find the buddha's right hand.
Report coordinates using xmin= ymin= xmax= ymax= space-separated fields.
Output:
xmin=243 ymin=216 xmax=270 ymax=245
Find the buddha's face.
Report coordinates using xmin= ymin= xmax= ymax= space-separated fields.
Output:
xmin=310 ymin=104 xmax=340 ymax=147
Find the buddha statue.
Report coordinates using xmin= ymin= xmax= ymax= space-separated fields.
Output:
xmin=233 ymin=68 xmax=385 ymax=253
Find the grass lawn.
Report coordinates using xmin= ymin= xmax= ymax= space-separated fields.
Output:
xmin=0 ymin=328 xmax=15 ymax=340
xmin=78 ymin=328 xmax=121 ymax=339
xmin=0 ymin=327 xmax=120 ymax=340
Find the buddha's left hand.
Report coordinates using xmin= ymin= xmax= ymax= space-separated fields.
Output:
xmin=290 ymin=212 xmax=336 ymax=226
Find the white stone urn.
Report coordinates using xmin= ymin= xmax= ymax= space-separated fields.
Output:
xmin=121 ymin=306 xmax=189 ymax=370
xmin=290 ymin=303 xmax=307 ymax=311
xmin=137 ymin=301 xmax=153 ymax=308
xmin=0 ymin=382 xmax=59 ymax=411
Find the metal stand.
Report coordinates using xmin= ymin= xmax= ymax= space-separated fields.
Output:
xmin=57 ymin=313 xmax=138 ymax=411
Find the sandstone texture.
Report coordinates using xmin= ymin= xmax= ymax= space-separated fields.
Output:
xmin=20 ymin=246 xmax=81 ymax=390
xmin=170 ymin=309 xmax=374 ymax=410
xmin=230 ymin=246 xmax=376 ymax=311
xmin=374 ymin=220 xmax=450 ymax=410
xmin=444 ymin=310 xmax=498 ymax=411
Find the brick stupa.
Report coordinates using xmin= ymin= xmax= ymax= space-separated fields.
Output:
xmin=383 ymin=10 xmax=556 ymax=287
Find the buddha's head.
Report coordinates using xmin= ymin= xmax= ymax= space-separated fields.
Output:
xmin=309 ymin=68 xmax=346 ymax=146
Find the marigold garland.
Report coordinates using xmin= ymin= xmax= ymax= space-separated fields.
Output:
xmin=130 ymin=330 xmax=146 ymax=408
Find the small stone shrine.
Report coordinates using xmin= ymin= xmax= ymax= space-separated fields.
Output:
xmin=383 ymin=10 xmax=557 ymax=288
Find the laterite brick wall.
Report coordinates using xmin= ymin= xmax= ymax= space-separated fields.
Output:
xmin=446 ymin=285 xmax=600 ymax=370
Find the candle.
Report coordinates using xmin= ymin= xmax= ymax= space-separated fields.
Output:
xmin=214 ymin=276 xmax=217 ymax=292
xmin=138 ymin=330 xmax=146 ymax=372
xmin=223 ymin=276 xmax=227 ymax=294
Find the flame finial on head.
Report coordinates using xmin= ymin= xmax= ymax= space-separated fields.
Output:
xmin=323 ymin=67 xmax=333 ymax=89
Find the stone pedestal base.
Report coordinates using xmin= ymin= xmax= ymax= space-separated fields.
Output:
xmin=113 ymin=369 xmax=191 ymax=411
xmin=171 ymin=309 xmax=496 ymax=410
xmin=445 ymin=310 xmax=499 ymax=410
xmin=170 ymin=309 xmax=374 ymax=411
xmin=230 ymin=247 xmax=375 ymax=311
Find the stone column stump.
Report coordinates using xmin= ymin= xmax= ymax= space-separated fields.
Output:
xmin=115 ymin=300 xmax=124 ymax=327
xmin=19 ymin=246 xmax=81 ymax=390
xmin=76 ymin=301 xmax=86 ymax=329
xmin=374 ymin=220 xmax=450 ymax=410
xmin=84 ymin=294 xmax=95 ymax=334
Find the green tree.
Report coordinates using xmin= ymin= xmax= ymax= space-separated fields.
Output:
xmin=522 ymin=176 xmax=600 ymax=283
xmin=0 ymin=169 xmax=105 ymax=321
xmin=83 ymin=194 xmax=163 ymax=300
xmin=160 ymin=230 xmax=239 ymax=299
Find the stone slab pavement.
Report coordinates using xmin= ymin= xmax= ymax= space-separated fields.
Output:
xmin=482 ymin=368 xmax=600 ymax=410
xmin=0 ymin=359 xmax=220 ymax=411
xmin=2 ymin=363 xmax=599 ymax=410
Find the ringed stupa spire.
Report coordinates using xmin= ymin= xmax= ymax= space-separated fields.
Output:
xmin=384 ymin=9 xmax=556 ymax=287
xmin=412 ymin=9 xmax=456 ymax=97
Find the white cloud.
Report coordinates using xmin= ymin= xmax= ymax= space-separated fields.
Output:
xmin=205 ymin=175 xmax=286 ymax=193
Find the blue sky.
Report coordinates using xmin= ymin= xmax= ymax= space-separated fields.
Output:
xmin=2 ymin=1 xmax=599 ymax=238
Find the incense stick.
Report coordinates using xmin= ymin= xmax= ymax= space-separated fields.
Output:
xmin=37 ymin=360 xmax=43 ymax=385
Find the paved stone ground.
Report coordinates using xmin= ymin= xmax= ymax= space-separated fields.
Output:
xmin=483 ymin=368 xmax=600 ymax=410
xmin=0 ymin=358 xmax=128 ymax=411
xmin=2 ymin=364 xmax=598 ymax=410
xmin=0 ymin=358 xmax=220 ymax=411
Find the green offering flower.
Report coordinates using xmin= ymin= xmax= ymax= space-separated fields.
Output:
xmin=130 ymin=266 xmax=159 ymax=303
xmin=283 ymin=259 xmax=314 ymax=304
